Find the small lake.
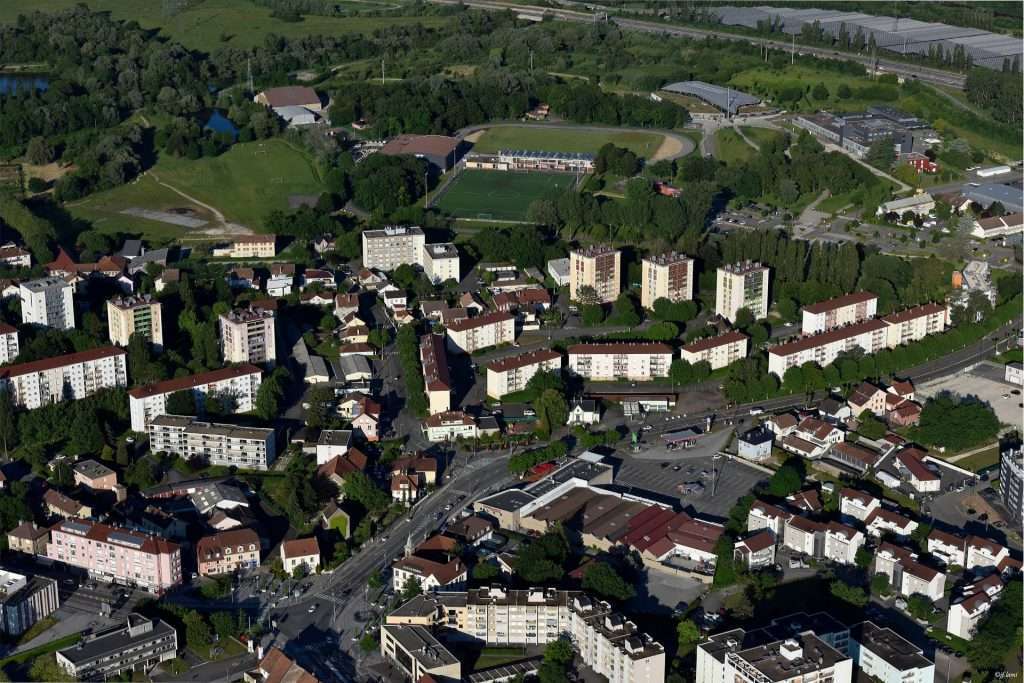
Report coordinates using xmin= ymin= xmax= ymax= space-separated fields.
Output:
xmin=204 ymin=110 xmax=239 ymax=140
xmin=0 ymin=74 xmax=49 ymax=96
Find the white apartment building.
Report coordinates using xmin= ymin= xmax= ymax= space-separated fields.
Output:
xmin=422 ymin=411 xmax=478 ymax=442
xmin=641 ymin=252 xmax=694 ymax=309
xmin=747 ymin=500 xmax=790 ymax=537
xmin=0 ymin=347 xmax=127 ymax=410
xmin=20 ymin=277 xmax=75 ymax=330
xmin=570 ymin=244 xmax=621 ymax=304
xmin=801 ymin=292 xmax=878 ymax=335
xmin=823 ymin=522 xmax=865 ymax=565
xmin=219 ymin=307 xmax=276 ymax=365
xmin=46 ymin=519 xmax=182 ymax=594
xmin=107 ymin=295 xmax=164 ymax=349
xmin=697 ymin=630 xmax=852 ymax=683
xmin=783 ymin=516 xmax=824 ymax=557
xmin=768 ymin=319 xmax=888 ymax=377
xmin=230 ymin=235 xmax=276 ymax=258
xmin=947 ymin=574 xmax=1004 ymax=640
xmin=679 ymin=331 xmax=748 ymax=370
xmin=715 ymin=261 xmax=769 ymax=322
xmin=148 ymin=414 xmax=276 ymax=470
xmin=838 ymin=489 xmax=880 ymax=523
xmin=486 ymin=349 xmax=563 ymax=399
xmin=420 ymin=333 xmax=451 ymax=415
xmin=422 ymin=243 xmax=460 ymax=284
xmin=445 ymin=311 xmax=515 ymax=354
xmin=849 ymin=622 xmax=934 ymax=683
xmin=865 ymin=509 xmax=918 ymax=540
xmin=128 ymin=364 xmax=263 ymax=432
xmin=882 ymin=303 xmax=949 ymax=348
xmin=0 ymin=322 xmax=18 ymax=364
xmin=361 ymin=226 xmax=426 ymax=271
xmin=567 ymin=343 xmax=673 ymax=381
xmin=873 ymin=543 xmax=944 ymax=601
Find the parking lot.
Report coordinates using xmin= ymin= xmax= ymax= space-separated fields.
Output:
xmin=916 ymin=361 xmax=1024 ymax=429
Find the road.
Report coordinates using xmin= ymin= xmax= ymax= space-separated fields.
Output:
xmin=430 ymin=0 xmax=968 ymax=90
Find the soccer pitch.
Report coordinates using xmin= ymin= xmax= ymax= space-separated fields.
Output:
xmin=436 ymin=170 xmax=573 ymax=221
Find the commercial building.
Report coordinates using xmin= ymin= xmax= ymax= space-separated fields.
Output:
xmin=962 ymin=183 xmax=1024 ymax=214
xmin=570 ymin=244 xmax=621 ymax=304
xmin=999 ymin=446 xmax=1022 ymax=521
xmin=486 ymin=349 xmax=563 ymax=399
xmin=0 ymin=346 xmax=127 ymax=410
xmin=419 ymin=333 xmax=452 ymax=415
xmin=148 ymin=415 xmax=276 ymax=471
xmin=0 ymin=569 xmax=59 ymax=636
xmin=46 ymin=519 xmax=182 ymax=594
xmin=877 ymin=193 xmax=935 ymax=219
xmin=801 ymin=292 xmax=878 ymax=336
xmin=972 ymin=212 xmax=1023 ymax=240
xmin=445 ymin=311 xmax=515 ymax=354
xmin=55 ymin=614 xmax=178 ymax=680
xmin=547 ymin=257 xmax=570 ymax=287
xmin=20 ymin=277 xmax=75 ymax=329
xmin=0 ymin=323 xmax=17 ymax=364
xmin=567 ymin=343 xmax=673 ymax=381
xmin=697 ymin=624 xmax=852 ymax=683
xmin=767 ymin=319 xmax=888 ymax=377
xmin=496 ymin=149 xmax=595 ymax=173
xmin=379 ymin=135 xmax=460 ymax=171
xmin=422 ymin=243 xmax=459 ymax=284
xmin=361 ymin=226 xmax=426 ymax=271
xmin=640 ymin=252 xmax=694 ymax=309
xmin=661 ymin=81 xmax=760 ymax=115
xmin=280 ymin=538 xmax=320 ymax=575
xmin=882 ymin=303 xmax=949 ymax=348
xmin=107 ymin=295 xmax=164 ymax=349
xmin=679 ymin=331 xmax=748 ymax=370
xmin=849 ymin=622 xmax=934 ymax=683
xmin=219 ymin=307 xmax=276 ymax=365
xmin=128 ymin=364 xmax=263 ymax=432
xmin=196 ymin=528 xmax=261 ymax=576
xmin=715 ymin=261 xmax=769 ymax=322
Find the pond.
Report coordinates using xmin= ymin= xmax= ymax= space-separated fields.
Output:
xmin=0 ymin=74 xmax=49 ymax=95
xmin=204 ymin=110 xmax=239 ymax=140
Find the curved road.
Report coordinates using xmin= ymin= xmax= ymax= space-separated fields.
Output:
xmin=431 ymin=0 xmax=968 ymax=90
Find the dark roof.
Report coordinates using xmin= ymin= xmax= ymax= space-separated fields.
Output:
xmin=128 ymin=364 xmax=261 ymax=399
xmin=769 ymin=319 xmax=887 ymax=357
xmin=260 ymin=86 xmax=319 ymax=108
xmin=682 ymin=330 xmax=748 ymax=353
xmin=487 ymin=349 xmax=561 ymax=373
xmin=882 ymin=302 xmax=946 ymax=324
xmin=568 ymin=342 xmax=673 ymax=355
xmin=802 ymin=291 xmax=876 ymax=314
xmin=0 ymin=347 xmax=125 ymax=380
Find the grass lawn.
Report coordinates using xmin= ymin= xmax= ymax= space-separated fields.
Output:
xmin=950 ymin=446 xmax=1000 ymax=473
xmin=740 ymin=127 xmax=784 ymax=148
xmin=714 ymin=128 xmax=756 ymax=165
xmin=0 ymin=0 xmax=451 ymax=51
xmin=70 ymin=138 xmax=324 ymax=238
xmin=191 ymin=636 xmax=247 ymax=663
xmin=471 ymin=125 xmax=665 ymax=158
xmin=437 ymin=170 xmax=572 ymax=221
xmin=472 ymin=646 xmax=529 ymax=671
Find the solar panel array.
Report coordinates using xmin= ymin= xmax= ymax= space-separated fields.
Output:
xmin=108 ymin=530 xmax=145 ymax=549
xmin=660 ymin=81 xmax=760 ymax=115
xmin=499 ymin=150 xmax=596 ymax=161
xmin=712 ymin=5 xmax=1022 ymax=69
xmin=63 ymin=520 xmax=92 ymax=536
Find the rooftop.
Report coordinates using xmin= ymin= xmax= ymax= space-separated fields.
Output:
xmin=769 ymin=319 xmax=887 ymax=357
xmin=0 ymin=347 xmax=126 ymax=381
xmin=571 ymin=243 xmax=618 ymax=258
xmin=486 ymin=349 xmax=562 ymax=374
xmin=446 ymin=311 xmax=514 ymax=333
xmin=643 ymin=251 xmax=693 ymax=266
xmin=852 ymin=621 xmax=932 ymax=671
xmin=73 ymin=459 xmax=115 ymax=481
xmin=128 ymin=364 xmax=261 ymax=399
xmin=568 ymin=342 xmax=673 ymax=355
xmin=682 ymin=330 xmax=748 ymax=353
xmin=802 ymin=291 xmax=877 ymax=314
xmin=718 ymin=260 xmax=767 ymax=275
xmin=58 ymin=615 xmax=176 ymax=666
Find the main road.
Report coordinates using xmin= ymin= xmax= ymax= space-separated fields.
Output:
xmin=430 ymin=0 xmax=968 ymax=90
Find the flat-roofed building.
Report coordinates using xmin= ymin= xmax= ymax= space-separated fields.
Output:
xmin=486 ymin=349 xmax=563 ymax=399
xmin=380 ymin=624 xmax=462 ymax=682
xmin=0 ymin=569 xmax=59 ymax=636
xmin=20 ymin=277 xmax=74 ymax=330
xmin=0 ymin=346 xmax=127 ymax=410
xmin=679 ymin=331 xmax=748 ymax=370
xmin=697 ymin=627 xmax=852 ymax=683
xmin=128 ymin=364 xmax=262 ymax=432
xmin=768 ymin=319 xmax=888 ymax=377
xmin=56 ymin=614 xmax=178 ymax=680
xmin=315 ymin=429 xmax=352 ymax=466
xmin=570 ymin=244 xmax=621 ymax=304
xmin=148 ymin=415 xmax=276 ymax=470
xmin=361 ymin=225 xmax=426 ymax=271
xmin=422 ymin=243 xmax=459 ymax=284
xmin=107 ymin=295 xmax=163 ymax=350
xmin=568 ymin=343 xmax=673 ymax=381
xmin=882 ymin=303 xmax=949 ymax=348
xmin=715 ymin=261 xmax=769 ymax=322
xmin=548 ymin=257 xmax=570 ymax=287
xmin=445 ymin=311 xmax=514 ymax=354
xmin=849 ymin=621 xmax=934 ymax=683
xmin=196 ymin=528 xmax=260 ymax=576
xmin=219 ymin=307 xmax=276 ymax=366
xmin=801 ymin=292 xmax=878 ymax=335
xmin=420 ymin=333 xmax=452 ymax=415
xmin=641 ymin=252 xmax=694 ymax=309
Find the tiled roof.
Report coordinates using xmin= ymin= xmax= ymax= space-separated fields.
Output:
xmin=128 ymin=364 xmax=260 ymax=399
xmin=802 ymin=291 xmax=877 ymax=314
xmin=0 ymin=347 xmax=125 ymax=380
xmin=281 ymin=537 xmax=320 ymax=559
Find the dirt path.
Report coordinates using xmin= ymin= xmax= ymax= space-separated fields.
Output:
xmin=149 ymin=172 xmax=253 ymax=236
xmin=947 ymin=442 xmax=998 ymax=463
xmin=650 ymin=134 xmax=685 ymax=162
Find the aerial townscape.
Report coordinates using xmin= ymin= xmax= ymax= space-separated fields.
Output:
xmin=0 ymin=1 xmax=1019 ymax=682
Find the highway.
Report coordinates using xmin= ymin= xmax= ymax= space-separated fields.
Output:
xmin=429 ymin=0 xmax=968 ymax=90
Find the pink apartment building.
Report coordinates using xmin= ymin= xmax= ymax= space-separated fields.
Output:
xmin=46 ymin=518 xmax=182 ymax=595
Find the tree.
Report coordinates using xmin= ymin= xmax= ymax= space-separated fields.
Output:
xmin=537 ymin=638 xmax=574 ymax=683
xmin=515 ymin=529 xmax=568 ymax=584
xmin=401 ymin=576 xmax=422 ymax=601
xmin=830 ymin=580 xmax=868 ymax=607
xmin=723 ymin=588 xmax=754 ymax=618
xmin=342 ymin=472 xmax=390 ymax=513
xmin=581 ymin=562 xmax=635 ymax=601
xmin=766 ymin=457 xmax=805 ymax=497
xmin=25 ymin=137 xmax=55 ymax=166
xmin=857 ymin=411 xmax=887 ymax=439
xmin=305 ymin=385 xmax=334 ymax=430
xmin=473 ymin=562 xmax=500 ymax=581
xmin=0 ymin=391 xmax=16 ymax=458
xmin=210 ymin=611 xmax=240 ymax=640
xmin=580 ymin=304 xmax=604 ymax=326
xmin=965 ymin=579 xmax=1022 ymax=671
xmin=608 ymin=292 xmax=641 ymax=326
xmin=811 ymin=82 xmax=829 ymax=100
xmin=906 ymin=593 xmax=934 ymax=621
xmin=28 ymin=654 xmax=74 ymax=683
xmin=866 ymin=136 xmax=896 ymax=170
xmin=165 ymin=390 xmax=196 ymax=417
xmin=870 ymin=573 xmax=891 ymax=595
xmin=535 ymin=389 xmax=568 ymax=436
xmin=575 ymin=285 xmax=599 ymax=306
xmin=915 ymin=394 xmax=1000 ymax=451
xmin=855 ymin=547 xmax=873 ymax=569
xmin=184 ymin=610 xmax=212 ymax=650
xmin=677 ymin=619 xmax=701 ymax=657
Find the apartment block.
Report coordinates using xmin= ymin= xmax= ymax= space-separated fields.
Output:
xmin=46 ymin=519 xmax=182 ymax=594
xmin=873 ymin=543 xmax=944 ymax=601
xmin=849 ymin=622 xmax=934 ymax=683
xmin=419 ymin=333 xmax=451 ymax=416
xmin=196 ymin=528 xmax=261 ymax=576
xmin=486 ymin=349 xmax=563 ymax=399
xmin=715 ymin=261 xmax=769 ymax=322
xmin=0 ymin=323 xmax=18 ymax=364
xmin=767 ymin=319 xmax=888 ymax=377
xmin=679 ymin=331 xmax=748 ymax=370
xmin=881 ymin=303 xmax=949 ymax=348
xmin=20 ymin=277 xmax=75 ymax=329
xmin=445 ymin=311 xmax=515 ymax=354
xmin=641 ymin=252 xmax=694 ymax=309
xmin=734 ymin=530 xmax=776 ymax=570
xmin=838 ymin=489 xmax=880 ymax=523
xmin=697 ymin=628 xmax=852 ymax=683
xmin=0 ymin=569 xmax=59 ymax=636
xmin=107 ymin=295 xmax=164 ymax=349
xmin=801 ymin=292 xmax=878 ymax=335
xmin=823 ymin=522 xmax=865 ymax=565
xmin=229 ymin=235 xmax=276 ymax=258
xmin=422 ymin=243 xmax=460 ymax=284
xmin=784 ymin=516 xmax=824 ymax=558
xmin=380 ymin=624 xmax=462 ymax=682
xmin=56 ymin=614 xmax=178 ymax=680
xmin=0 ymin=346 xmax=127 ymax=410
xmin=747 ymin=500 xmax=790 ymax=537
xmin=567 ymin=343 xmax=673 ymax=381
xmin=570 ymin=244 xmax=621 ymax=304
xmin=148 ymin=414 xmax=276 ymax=470
xmin=128 ymin=364 xmax=263 ymax=432
xmin=219 ymin=307 xmax=276 ymax=365
xmin=361 ymin=225 xmax=426 ymax=271
xmin=947 ymin=574 xmax=1004 ymax=640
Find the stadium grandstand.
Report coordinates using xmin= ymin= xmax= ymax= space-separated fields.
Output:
xmin=660 ymin=81 xmax=760 ymax=116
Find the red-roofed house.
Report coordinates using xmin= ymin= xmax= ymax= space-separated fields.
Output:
xmin=734 ymin=530 xmax=776 ymax=570
xmin=839 ymin=488 xmax=880 ymax=522
xmin=866 ymin=508 xmax=919 ymax=539
xmin=783 ymin=516 xmax=825 ymax=557
xmin=874 ymin=542 xmax=945 ymax=600
xmin=197 ymin=529 xmax=261 ymax=576
xmin=246 ymin=646 xmax=319 ymax=683
xmin=848 ymin=382 xmax=887 ymax=417
xmin=823 ymin=522 xmax=864 ymax=565
xmin=947 ymin=574 xmax=1005 ymax=640
xmin=896 ymin=448 xmax=941 ymax=493
xmin=747 ymin=500 xmax=791 ymax=537
xmin=281 ymin=538 xmax=321 ymax=575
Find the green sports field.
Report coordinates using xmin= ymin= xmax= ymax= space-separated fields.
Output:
xmin=436 ymin=170 xmax=572 ymax=221
xmin=471 ymin=125 xmax=665 ymax=158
